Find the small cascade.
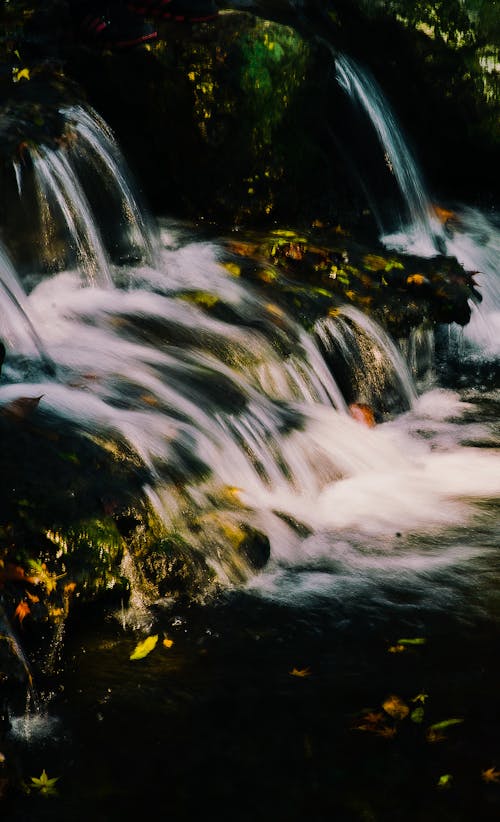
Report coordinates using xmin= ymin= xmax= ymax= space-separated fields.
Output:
xmin=61 ymin=105 xmax=160 ymax=268
xmin=0 ymin=242 xmax=54 ymax=369
xmin=314 ymin=304 xmax=417 ymax=418
xmin=335 ymin=53 xmax=443 ymax=253
xmin=30 ymin=143 xmax=113 ymax=287
xmin=442 ymin=207 xmax=500 ymax=359
xmin=10 ymin=104 xmax=159 ymax=286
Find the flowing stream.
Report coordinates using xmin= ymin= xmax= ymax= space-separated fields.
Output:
xmin=0 ymin=68 xmax=499 ymax=820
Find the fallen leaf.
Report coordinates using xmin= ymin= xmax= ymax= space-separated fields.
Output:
xmin=437 ymin=773 xmax=453 ymax=789
xmin=397 ymin=638 xmax=426 ymax=646
xmin=129 ymin=634 xmax=158 ymax=661
xmin=376 ymin=725 xmax=397 ymax=738
xmin=163 ymin=637 xmax=174 ymax=649
xmin=0 ymin=562 xmax=36 ymax=586
xmin=0 ymin=395 xmax=44 ymax=420
xmin=14 ymin=601 xmax=30 ymax=625
xmin=481 ymin=767 xmax=500 ymax=784
xmin=349 ymin=403 xmax=376 ymax=428
xmin=30 ymin=769 xmax=59 ymax=796
xmin=387 ymin=644 xmax=406 ymax=653
xmin=433 ymin=205 xmax=456 ymax=224
xmin=429 ymin=718 xmax=464 ymax=731
xmin=289 ymin=667 xmax=311 ymax=678
xmin=426 ymin=728 xmax=446 ymax=743
xmin=382 ymin=695 xmax=410 ymax=720
xmin=410 ymin=706 xmax=425 ymax=724
xmin=411 ymin=692 xmax=428 ymax=704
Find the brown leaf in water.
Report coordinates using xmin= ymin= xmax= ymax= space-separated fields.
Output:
xmin=0 ymin=394 xmax=44 ymax=420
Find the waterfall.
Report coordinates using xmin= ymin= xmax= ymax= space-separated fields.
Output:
xmin=335 ymin=53 xmax=500 ymax=361
xmin=0 ymin=91 xmax=498 ymax=615
xmin=13 ymin=104 xmax=159 ymax=286
xmin=336 ymin=53 xmax=444 ymax=254
xmin=31 ymin=144 xmax=113 ymax=287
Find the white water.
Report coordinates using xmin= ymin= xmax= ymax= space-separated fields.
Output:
xmin=336 ymin=53 xmax=444 ymax=253
xmin=0 ymin=103 xmax=499 ymax=616
xmin=337 ymin=53 xmax=500 ymax=361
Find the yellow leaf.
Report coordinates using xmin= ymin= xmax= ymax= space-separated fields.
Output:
xmin=13 ymin=67 xmax=30 ymax=83
xmin=482 ymin=767 xmax=500 ymax=783
xmin=411 ymin=692 xmax=428 ymax=704
xmin=382 ymin=695 xmax=409 ymax=720
xmin=289 ymin=667 xmax=311 ymax=678
xmin=437 ymin=773 xmax=453 ymax=789
xmin=129 ymin=634 xmax=158 ymax=661
xmin=30 ymin=769 xmax=59 ymax=793
xmin=387 ymin=644 xmax=406 ymax=653
xmin=163 ymin=637 xmax=174 ymax=649
xmin=223 ymin=262 xmax=241 ymax=277
xmin=406 ymin=274 xmax=427 ymax=286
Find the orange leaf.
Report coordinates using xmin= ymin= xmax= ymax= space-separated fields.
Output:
xmin=14 ymin=601 xmax=31 ymax=625
xmin=289 ymin=667 xmax=311 ymax=678
xmin=349 ymin=403 xmax=376 ymax=428
xmin=0 ymin=563 xmax=36 ymax=586
xmin=481 ymin=767 xmax=500 ymax=784
xmin=382 ymin=695 xmax=410 ymax=720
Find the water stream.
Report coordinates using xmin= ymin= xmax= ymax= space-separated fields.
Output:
xmin=0 ymin=68 xmax=499 ymax=820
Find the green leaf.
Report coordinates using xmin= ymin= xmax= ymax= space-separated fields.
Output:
xmin=410 ymin=706 xmax=425 ymax=724
xmin=396 ymin=637 xmax=427 ymax=646
xmin=429 ymin=718 xmax=464 ymax=731
xmin=129 ymin=634 xmax=158 ymax=661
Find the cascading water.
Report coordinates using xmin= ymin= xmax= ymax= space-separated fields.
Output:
xmin=336 ymin=52 xmax=500 ymax=365
xmin=0 ymin=73 xmax=499 ymax=822
xmin=335 ymin=53 xmax=443 ymax=253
